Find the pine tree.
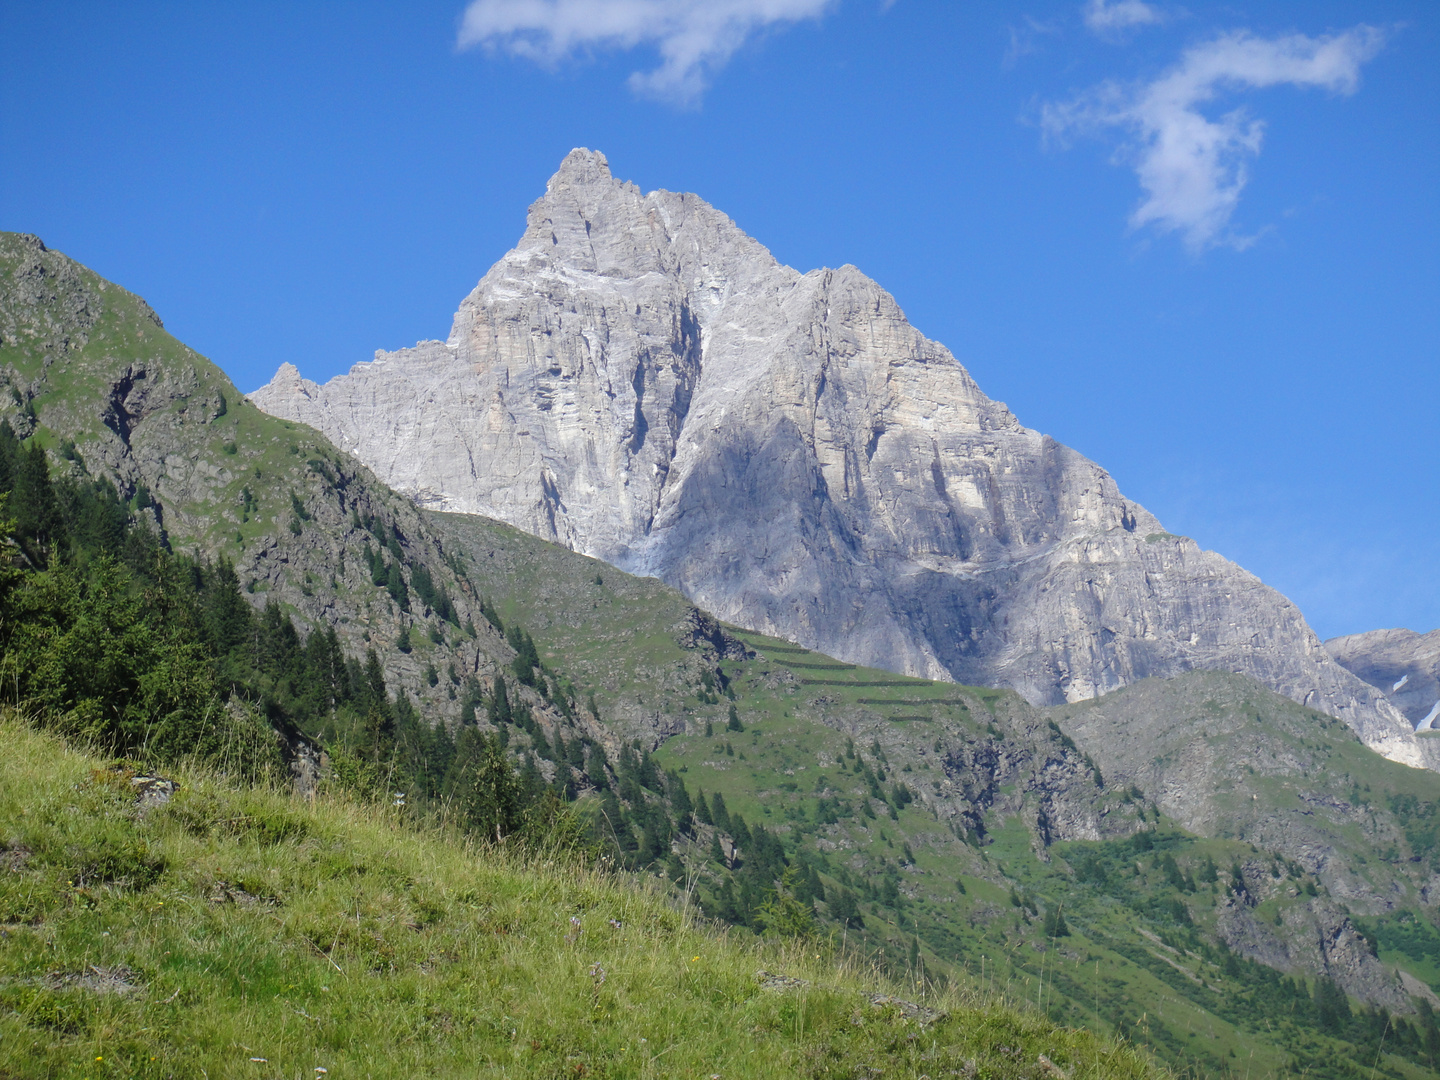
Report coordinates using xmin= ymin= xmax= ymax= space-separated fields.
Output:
xmin=565 ymin=734 xmax=586 ymax=770
xmin=730 ymin=815 xmax=751 ymax=852
xmin=666 ymin=771 xmax=693 ymax=821
xmin=457 ymin=733 xmax=523 ymax=843
xmin=488 ymin=674 xmax=512 ymax=726
xmin=585 ymin=742 xmax=610 ymax=790
xmin=427 ymin=719 xmax=456 ymax=796
xmin=710 ymin=791 xmax=731 ymax=833
xmin=638 ymin=748 xmax=661 ymax=790
xmin=0 ymin=421 xmax=19 ymax=493
xmin=1042 ymin=906 xmax=1070 ymax=938
xmin=726 ymin=703 xmax=743 ymax=732
xmin=204 ymin=558 xmax=254 ymax=667
xmin=665 ymin=853 xmax=686 ymax=884
xmin=12 ymin=441 xmax=64 ymax=566
xmin=829 ymin=887 xmax=862 ymax=928
xmin=361 ymin=649 xmax=388 ymax=712
xmin=385 ymin=561 xmax=409 ymax=611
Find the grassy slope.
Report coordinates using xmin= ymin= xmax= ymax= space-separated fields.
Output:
xmin=0 ymin=717 xmax=1158 ymax=1080
xmin=429 ymin=510 xmax=1440 ymax=1080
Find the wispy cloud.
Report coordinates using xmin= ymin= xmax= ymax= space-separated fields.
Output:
xmin=1042 ymin=27 xmax=1385 ymax=251
xmin=1004 ymin=16 xmax=1061 ymax=69
xmin=456 ymin=0 xmax=836 ymax=105
xmin=1082 ymin=0 xmax=1162 ymax=36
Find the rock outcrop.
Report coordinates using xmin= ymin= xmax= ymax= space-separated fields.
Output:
xmin=1327 ymin=628 xmax=1440 ymax=732
xmin=253 ymin=149 xmax=1430 ymax=769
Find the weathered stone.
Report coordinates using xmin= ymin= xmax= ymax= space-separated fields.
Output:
xmin=254 ymin=149 xmax=1429 ymax=769
xmin=1327 ymin=627 xmax=1440 ymax=732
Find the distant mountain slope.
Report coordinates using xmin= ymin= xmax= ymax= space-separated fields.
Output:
xmin=1328 ymin=628 xmax=1440 ymax=731
xmin=0 ymin=231 xmax=523 ymax=727
xmin=252 ymin=150 xmax=1429 ymax=771
xmin=1053 ymin=670 xmax=1440 ymax=1005
xmin=428 ymin=503 xmax=1440 ymax=1075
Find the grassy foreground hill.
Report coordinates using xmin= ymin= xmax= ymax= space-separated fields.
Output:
xmin=0 ymin=715 xmax=1158 ymax=1080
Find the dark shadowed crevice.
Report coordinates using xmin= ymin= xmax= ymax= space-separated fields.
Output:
xmin=629 ymin=359 xmax=649 ymax=455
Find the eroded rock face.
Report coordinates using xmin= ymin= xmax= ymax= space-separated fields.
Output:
xmin=1327 ymin=628 xmax=1440 ymax=732
xmin=1216 ymin=891 xmax=1409 ymax=1009
xmin=253 ymin=149 xmax=1428 ymax=768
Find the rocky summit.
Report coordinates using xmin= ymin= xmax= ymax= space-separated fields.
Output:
xmin=253 ymin=149 xmax=1430 ymax=769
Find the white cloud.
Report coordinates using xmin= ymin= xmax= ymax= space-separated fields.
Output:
xmin=1083 ymin=0 xmax=1162 ymax=35
xmin=1042 ymin=27 xmax=1385 ymax=251
xmin=456 ymin=0 xmax=836 ymax=104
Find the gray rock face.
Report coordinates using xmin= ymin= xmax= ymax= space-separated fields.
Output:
xmin=1327 ymin=628 xmax=1440 ymax=732
xmin=253 ymin=148 xmax=1429 ymax=769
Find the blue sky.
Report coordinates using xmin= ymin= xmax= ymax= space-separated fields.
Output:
xmin=2 ymin=0 xmax=1435 ymax=640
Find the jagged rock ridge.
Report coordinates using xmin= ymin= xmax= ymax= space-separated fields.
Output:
xmin=253 ymin=149 xmax=1430 ymax=770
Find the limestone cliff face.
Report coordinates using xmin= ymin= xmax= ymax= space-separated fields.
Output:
xmin=253 ymin=149 xmax=1429 ymax=768
xmin=1327 ymin=628 xmax=1440 ymax=731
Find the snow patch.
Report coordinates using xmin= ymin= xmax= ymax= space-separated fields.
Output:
xmin=1393 ymin=673 xmax=1410 ymax=692
xmin=1417 ymin=701 xmax=1440 ymax=733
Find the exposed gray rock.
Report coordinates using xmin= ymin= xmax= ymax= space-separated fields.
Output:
xmin=1215 ymin=892 xmax=1408 ymax=1009
xmin=254 ymin=149 xmax=1429 ymax=769
xmin=1327 ymin=628 xmax=1440 ymax=732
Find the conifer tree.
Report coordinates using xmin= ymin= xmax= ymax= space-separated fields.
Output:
xmin=585 ymin=742 xmax=609 ymax=790
xmin=488 ymin=673 xmax=512 ymax=726
xmin=666 ymin=771 xmax=693 ymax=822
xmin=710 ymin=791 xmax=731 ymax=833
xmin=204 ymin=558 xmax=254 ymax=673
xmin=361 ymin=649 xmax=388 ymax=712
xmin=12 ymin=441 xmax=64 ymax=566
xmin=565 ymin=734 xmax=586 ymax=770
xmin=456 ymin=733 xmax=523 ymax=843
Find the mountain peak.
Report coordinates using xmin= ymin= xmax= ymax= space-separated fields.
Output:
xmin=251 ymin=160 xmax=1430 ymax=771
xmin=547 ymin=148 xmax=614 ymax=192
